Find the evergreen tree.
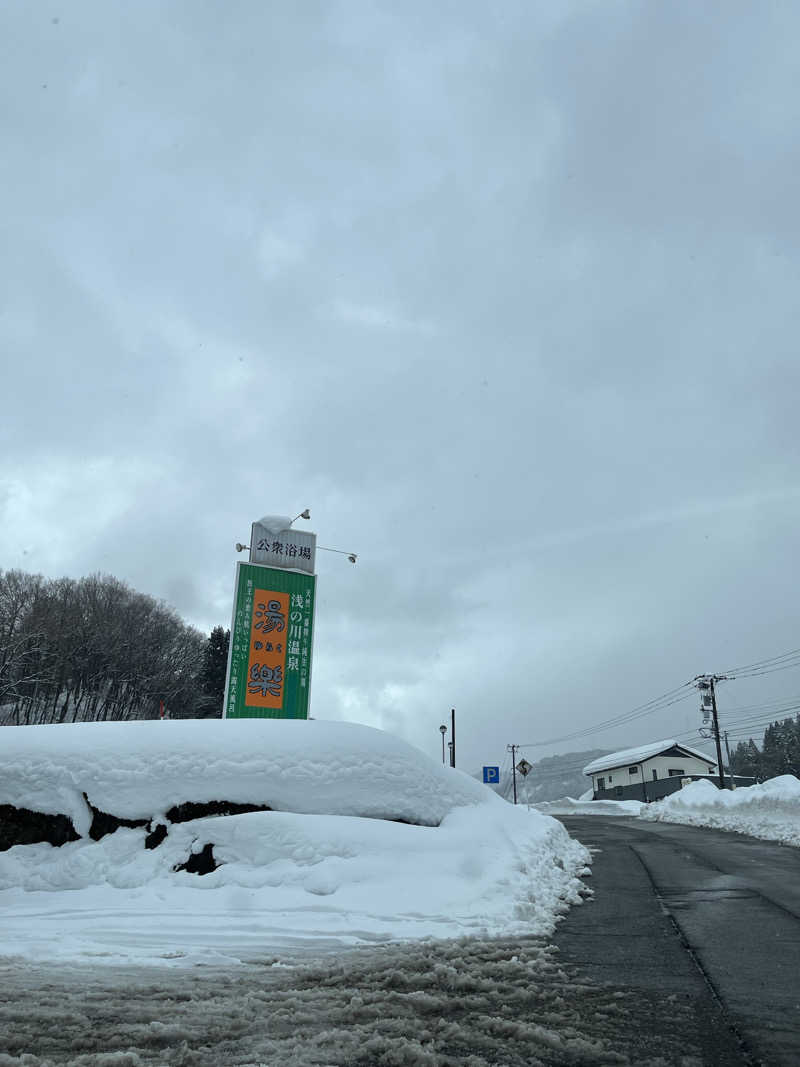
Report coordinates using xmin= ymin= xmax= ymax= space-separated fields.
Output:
xmin=197 ymin=625 xmax=229 ymax=718
xmin=730 ymin=739 xmax=761 ymax=780
xmin=758 ymin=716 xmax=800 ymax=779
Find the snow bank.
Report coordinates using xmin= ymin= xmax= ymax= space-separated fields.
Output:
xmin=0 ymin=720 xmax=590 ymax=965
xmin=534 ymin=797 xmax=644 ymax=816
xmin=0 ymin=719 xmax=490 ymax=835
xmin=640 ymin=775 xmax=800 ymax=847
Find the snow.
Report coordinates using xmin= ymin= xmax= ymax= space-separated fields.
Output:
xmin=582 ymin=738 xmax=715 ymax=775
xmin=0 ymin=720 xmax=590 ymax=966
xmin=640 ymin=774 xmax=800 ymax=847
xmin=533 ymin=776 xmax=800 ymax=844
xmin=0 ymin=937 xmax=659 ymax=1066
xmin=0 ymin=718 xmax=490 ymax=835
xmin=254 ymin=514 xmax=293 ymax=532
xmin=534 ymin=797 xmax=644 ymax=816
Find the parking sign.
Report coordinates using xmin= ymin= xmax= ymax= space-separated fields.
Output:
xmin=482 ymin=766 xmax=500 ymax=784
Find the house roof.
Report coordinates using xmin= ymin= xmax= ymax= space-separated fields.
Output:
xmin=583 ymin=739 xmax=717 ymax=776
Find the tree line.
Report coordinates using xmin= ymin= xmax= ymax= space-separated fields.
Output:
xmin=0 ymin=569 xmax=229 ymax=725
xmin=728 ymin=715 xmax=800 ymax=780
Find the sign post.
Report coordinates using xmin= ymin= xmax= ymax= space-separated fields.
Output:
xmin=516 ymin=759 xmax=533 ymax=811
xmin=223 ymin=516 xmax=318 ymax=720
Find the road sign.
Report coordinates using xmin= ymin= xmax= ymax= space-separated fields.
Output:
xmin=223 ymin=562 xmax=316 ymax=719
xmin=482 ymin=766 xmax=500 ymax=784
xmin=516 ymin=759 xmax=532 ymax=777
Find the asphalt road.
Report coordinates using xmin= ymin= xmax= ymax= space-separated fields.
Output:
xmin=553 ymin=816 xmax=800 ymax=1067
xmin=3 ymin=818 xmax=798 ymax=1065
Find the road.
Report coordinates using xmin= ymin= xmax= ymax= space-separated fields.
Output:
xmin=2 ymin=818 xmax=798 ymax=1065
xmin=553 ymin=816 xmax=800 ymax=1066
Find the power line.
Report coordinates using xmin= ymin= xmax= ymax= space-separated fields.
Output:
xmin=504 ymin=645 xmax=800 ymax=780
xmin=722 ymin=645 xmax=800 ymax=676
xmin=519 ymin=683 xmax=695 ymax=749
xmin=720 ymin=649 xmax=800 ymax=682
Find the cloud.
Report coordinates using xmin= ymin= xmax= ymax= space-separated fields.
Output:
xmin=2 ymin=1 xmax=800 ymax=771
xmin=327 ymin=299 xmax=437 ymax=335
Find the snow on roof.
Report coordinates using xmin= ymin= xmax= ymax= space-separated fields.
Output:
xmin=583 ymin=739 xmax=716 ymax=776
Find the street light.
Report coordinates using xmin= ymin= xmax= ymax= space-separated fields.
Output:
xmin=318 ymin=546 xmax=358 ymax=564
xmin=439 ymin=724 xmax=447 ymax=764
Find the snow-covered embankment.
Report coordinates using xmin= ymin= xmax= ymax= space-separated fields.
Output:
xmin=638 ymin=774 xmax=800 ymax=847
xmin=0 ymin=719 xmax=590 ymax=965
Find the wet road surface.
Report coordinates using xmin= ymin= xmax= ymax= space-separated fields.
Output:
xmin=554 ymin=816 xmax=800 ymax=1066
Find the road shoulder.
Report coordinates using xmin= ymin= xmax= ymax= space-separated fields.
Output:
xmin=553 ymin=816 xmax=754 ymax=1066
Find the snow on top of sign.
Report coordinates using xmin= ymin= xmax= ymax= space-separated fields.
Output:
xmin=254 ymin=515 xmax=293 ymax=532
xmin=0 ymin=719 xmax=491 ymax=835
xmin=582 ymin=739 xmax=716 ymax=776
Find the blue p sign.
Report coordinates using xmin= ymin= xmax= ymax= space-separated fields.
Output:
xmin=483 ymin=766 xmax=500 ymax=784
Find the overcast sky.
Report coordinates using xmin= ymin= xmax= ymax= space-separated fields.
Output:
xmin=3 ymin=1 xmax=799 ymax=774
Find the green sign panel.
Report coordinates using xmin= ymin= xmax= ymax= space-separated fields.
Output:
xmin=224 ymin=562 xmax=316 ymax=719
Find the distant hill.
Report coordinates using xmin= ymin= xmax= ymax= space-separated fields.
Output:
xmin=472 ymin=749 xmax=607 ymax=804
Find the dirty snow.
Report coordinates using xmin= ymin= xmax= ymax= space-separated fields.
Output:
xmin=534 ymin=798 xmax=644 ymax=817
xmin=0 ymin=720 xmax=590 ymax=966
xmin=0 ymin=935 xmax=710 ymax=1067
xmin=639 ymin=774 xmax=800 ymax=847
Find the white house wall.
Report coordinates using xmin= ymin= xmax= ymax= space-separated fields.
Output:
xmin=591 ymin=753 xmax=715 ymax=793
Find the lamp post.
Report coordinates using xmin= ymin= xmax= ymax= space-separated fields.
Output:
xmin=439 ymin=724 xmax=447 ymax=764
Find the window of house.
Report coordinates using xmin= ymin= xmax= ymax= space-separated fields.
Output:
xmin=628 ymin=765 xmax=638 ymax=774
xmin=597 ymin=777 xmax=605 ymax=790
xmin=667 ymin=768 xmax=685 ymax=777
xmin=652 ymin=769 xmax=658 ymax=781
xmin=608 ymin=775 xmax=613 ymax=783
xmin=708 ymin=767 xmax=714 ymax=774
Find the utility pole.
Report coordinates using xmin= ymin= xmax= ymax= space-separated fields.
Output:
xmin=507 ymin=744 xmax=518 ymax=805
xmin=710 ymin=678 xmax=727 ymax=790
xmin=695 ymin=674 xmax=728 ymax=790
xmin=450 ymin=708 xmax=456 ymax=768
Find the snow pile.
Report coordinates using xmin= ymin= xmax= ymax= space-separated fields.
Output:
xmin=0 ymin=720 xmax=590 ymax=965
xmin=640 ymin=775 xmax=800 ymax=847
xmin=534 ymin=797 xmax=644 ymax=816
xmin=0 ymin=719 xmax=489 ymax=834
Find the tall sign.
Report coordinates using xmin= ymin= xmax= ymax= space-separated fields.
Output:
xmin=223 ymin=562 xmax=316 ymax=720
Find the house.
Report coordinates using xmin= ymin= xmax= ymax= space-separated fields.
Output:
xmin=583 ymin=739 xmax=720 ymax=803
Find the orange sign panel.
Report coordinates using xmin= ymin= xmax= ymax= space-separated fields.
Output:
xmin=244 ymin=588 xmax=290 ymax=709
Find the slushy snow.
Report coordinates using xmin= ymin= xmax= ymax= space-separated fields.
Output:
xmin=534 ymin=797 xmax=645 ymax=816
xmin=0 ymin=719 xmax=590 ymax=966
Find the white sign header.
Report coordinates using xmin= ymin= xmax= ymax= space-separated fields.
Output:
xmin=249 ymin=521 xmax=316 ymax=574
